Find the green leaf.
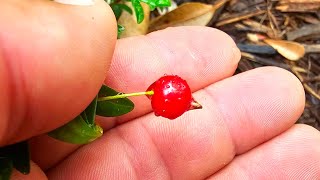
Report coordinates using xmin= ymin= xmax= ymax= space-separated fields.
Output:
xmin=111 ymin=4 xmax=123 ymax=20
xmin=156 ymin=0 xmax=171 ymax=7
xmin=48 ymin=115 xmax=103 ymax=144
xmin=0 ymin=158 xmax=13 ymax=180
xmin=140 ymin=0 xmax=171 ymax=11
xmin=117 ymin=24 xmax=125 ymax=38
xmin=140 ymin=0 xmax=156 ymax=10
xmin=96 ymin=85 xmax=134 ymax=117
xmin=0 ymin=141 xmax=30 ymax=175
xmin=81 ymin=95 xmax=98 ymax=125
xmin=117 ymin=4 xmax=133 ymax=14
xmin=131 ymin=0 xmax=144 ymax=23
xmin=10 ymin=141 xmax=30 ymax=174
xmin=111 ymin=4 xmax=133 ymax=20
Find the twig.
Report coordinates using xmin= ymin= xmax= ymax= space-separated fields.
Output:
xmin=215 ymin=9 xmax=266 ymax=27
xmin=291 ymin=64 xmax=320 ymax=101
xmin=241 ymin=52 xmax=306 ymax=72
xmin=303 ymin=75 xmax=320 ymax=82
xmin=286 ymin=23 xmax=320 ymax=40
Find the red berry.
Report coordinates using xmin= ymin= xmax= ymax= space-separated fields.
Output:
xmin=146 ymin=75 xmax=202 ymax=120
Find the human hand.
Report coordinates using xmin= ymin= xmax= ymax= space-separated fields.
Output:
xmin=1 ymin=0 xmax=320 ymax=179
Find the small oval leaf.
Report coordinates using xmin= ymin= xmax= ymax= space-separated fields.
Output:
xmin=111 ymin=4 xmax=123 ymax=20
xmin=117 ymin=4 xmax=133 ymax=14
xmin=96 ymin=85 xmax=134 ymax=117
xmin=131 ymin=0 xmax=144 ymax=23
xmin=111 ymin=3 xmax=133 ymax=20
xmin=81 ymin=95 xmax=97 ymax=126
xmin=48 ymin=115 xmax=103 ymax=144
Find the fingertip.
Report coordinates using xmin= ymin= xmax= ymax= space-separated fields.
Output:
xmin=249 ymin=66 xmax=306 ymax=143
xmin=204 ymin=66 xmax=306 ymax=154
xmin=258 ymin=66 xmax=306 ymax=120
xmin=0 ymin=0 xmax=117 ymax=145
xmin=238 ymin=66 xmax=305 ymax=124
xmin=288 ymin=124 xmax=320 ymax=142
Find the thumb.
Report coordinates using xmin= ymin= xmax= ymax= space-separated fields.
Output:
xmin=0 ymin=0 xmax=117 ymax=146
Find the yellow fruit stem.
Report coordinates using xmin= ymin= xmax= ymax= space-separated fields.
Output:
xmin=97 ymin=90 xmax=154 ymax=101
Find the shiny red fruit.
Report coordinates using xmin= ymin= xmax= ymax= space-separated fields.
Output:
xmin=146 ymin=75 xmax=202 ymax=120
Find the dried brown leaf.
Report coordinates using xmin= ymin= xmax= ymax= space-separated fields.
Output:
xmin=148 ymin=2 xmax=225 ymax=32
xmin=263 ymin=39 xmax=305 ymax=61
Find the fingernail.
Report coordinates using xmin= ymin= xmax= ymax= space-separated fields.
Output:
xmin=54 ymin=0 xmax=94 ymax=5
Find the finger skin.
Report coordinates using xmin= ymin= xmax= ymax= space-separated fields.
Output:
xmin=0 ymin=52 xmax=10 ymax=146
xmin=0 ymin=0 xmax=116 ymax=146
xmin=30 ymin=26 xmax=241 ymax=170
xmin=207 ymin=66 xmax=305 ymax=154
xmin=47 ymin=67 xmax=305 ymax=179
xmin=209 ymin=124 xmax=320 ymax=180
xmin=29 ymin=135 xmax=79 ymax=171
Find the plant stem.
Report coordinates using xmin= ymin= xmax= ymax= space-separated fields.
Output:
xmin=97 ymin=90 xmax=154 ymax=101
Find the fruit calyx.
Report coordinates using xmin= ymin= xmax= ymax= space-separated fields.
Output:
xmin=190 ymin=99 xmax=203 ymax=110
